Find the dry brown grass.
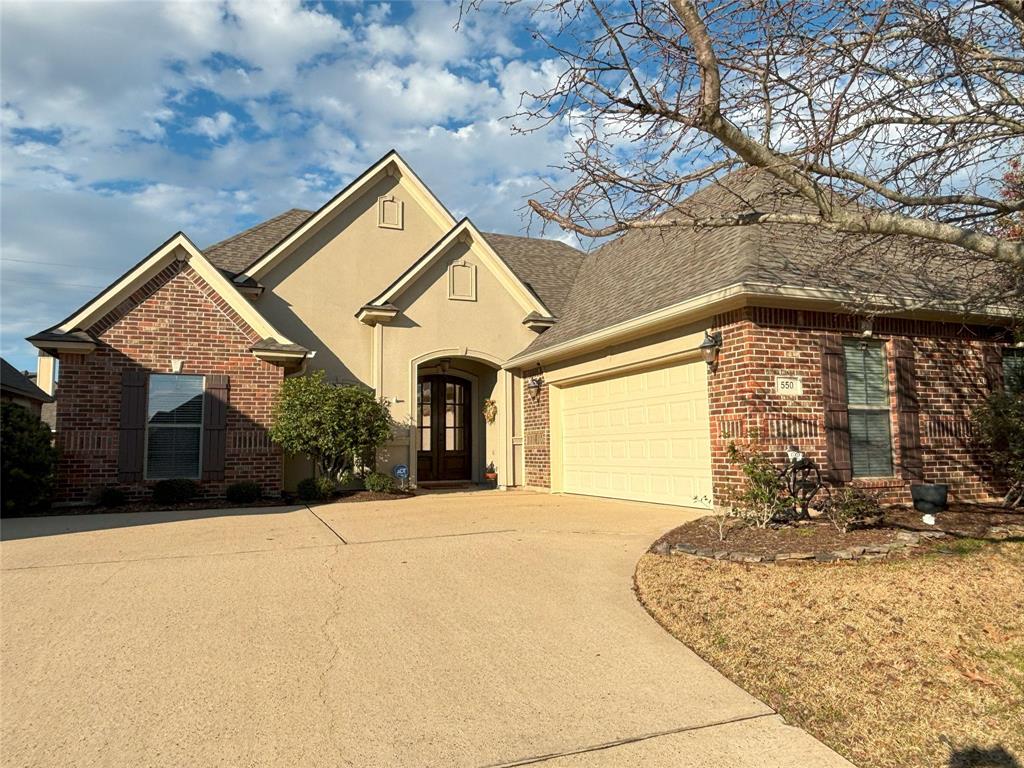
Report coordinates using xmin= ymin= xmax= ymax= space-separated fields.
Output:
xmin=635 ymin=541 xmax=1024 ymax=768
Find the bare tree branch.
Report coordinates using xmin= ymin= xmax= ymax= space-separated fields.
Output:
xmin=495 ymin=0 xmax=1024 ymax=272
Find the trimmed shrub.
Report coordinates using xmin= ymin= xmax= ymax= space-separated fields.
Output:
xmin=97 ymin=486 xmax=128 ymax=508
xmin=1 ymin=402 xmax=57 ymax=516
xmin=725 ymin=442 xmax=789 ymax=528
xmin=151 ymin=478 xmax=200 ymax=505
xmin=296 ymin=477 xmax=320 ymax=501
xmin=226 ymin=481 xmax=261 ymax=504
xmin=315 ymin=476 xmax=339 ymax=499
xmin=822 ymin=486 xmax=882 ymax=533
xmin=364 ymin=471 xmax=395 ymax=493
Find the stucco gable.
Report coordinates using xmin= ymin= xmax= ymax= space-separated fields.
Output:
xmin=361 ymin=219 xmax=554 ymax=325
xmin=238 ymin=150 xmax=456 ymax=283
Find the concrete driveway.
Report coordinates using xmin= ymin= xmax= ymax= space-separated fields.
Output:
xmin=1 ymin=491 xmax=851 ymax=767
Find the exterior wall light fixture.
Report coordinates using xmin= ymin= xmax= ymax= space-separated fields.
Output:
xmin=526 ymin=367 xmax=545 ymax=402
xmin=699 ymin=331 xmax=723 ymax=368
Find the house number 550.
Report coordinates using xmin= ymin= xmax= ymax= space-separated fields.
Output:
xmin=775 ymin=376 xmax=804 ymax=396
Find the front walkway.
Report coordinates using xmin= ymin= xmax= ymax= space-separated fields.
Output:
xmin=1 ymin=491 xmax=852 ymax=767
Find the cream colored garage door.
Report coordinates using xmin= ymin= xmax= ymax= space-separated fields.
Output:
xmin=559 ymin=360 xmax=713 ymax=508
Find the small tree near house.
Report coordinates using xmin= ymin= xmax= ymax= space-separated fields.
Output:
xmin=270 ymin=370 xmax=392 ymax=482
xmin=1 ymin=402 xmax=58 ymax=516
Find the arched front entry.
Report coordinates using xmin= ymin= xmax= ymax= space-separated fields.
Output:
xmin=416 ymin=373 xmax=472 ymax=481
xmin=407 ymin=350 xmax=509 ymax=487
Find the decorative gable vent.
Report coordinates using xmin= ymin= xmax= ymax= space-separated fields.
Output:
xmin=448 ymin=260 xmax=477 ymax=301
xmin=378 ymin=194 xmax=404 ymax=230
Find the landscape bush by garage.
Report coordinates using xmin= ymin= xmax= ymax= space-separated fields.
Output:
xmin=225 ymin=481 xmax=261 ymax=504
xmin=724 ymin=441 xmax=790 ymax=527
xmin=822 ymin=486 xmax=882 ymax=533
xmin=151 ymin=478 xmax=199 ymax=505
xmin=1 ymin=402 xmax=57 ymax=516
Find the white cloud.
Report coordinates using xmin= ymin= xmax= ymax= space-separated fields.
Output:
xmin=191 ymin=111 xmax=236 ymax=140
xmin=0 ymin=0 xmax=576 ymax=371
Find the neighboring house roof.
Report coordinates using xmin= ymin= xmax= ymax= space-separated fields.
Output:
xmin=1 ymin=358 xmax=53 ymax=403
xmin=481 ymin=233 xmax=587 ymax=317
xmin=517 ymin=169 xmax=1015 ymax=359
xmin=205 ymin=209 xmax=312 ymax=276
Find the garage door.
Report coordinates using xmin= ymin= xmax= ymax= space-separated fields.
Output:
xmin=559 ymin=359 xmax=713 ymax=508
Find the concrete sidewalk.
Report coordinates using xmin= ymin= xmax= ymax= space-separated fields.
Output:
xmin=1 ymin=491 xmax=853 ymax=767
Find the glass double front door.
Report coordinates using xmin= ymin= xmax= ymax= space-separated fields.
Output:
xmin=416 ymin=374 xmax=471 ymax=481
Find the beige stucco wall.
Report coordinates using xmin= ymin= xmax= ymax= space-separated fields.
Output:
xmin=376 ymin=240 xmax=538 ymax=485
xmin=255 ymin=174 xmax=450 ymax=386
xmin=253 ymin=173 xmax=537 ymax=490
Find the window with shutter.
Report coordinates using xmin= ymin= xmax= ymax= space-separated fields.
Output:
xmin=145 ymin=374 xmax=205 ymax=480
xmin=843 ymin=340 xmax=893 ymax=477
xmin=1005 ymin=349 xmax=1024 ymax=395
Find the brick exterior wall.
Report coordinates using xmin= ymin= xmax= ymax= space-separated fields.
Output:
xmin=707 ymin=307 xmax=1008 ymax=505
xmin=526 ymin=306 xmax=1010 ymax=505
xmin=522 ymin=368 xmax=551 ymax=488
xmin=55 ymin=261 xmax=284 ymax=503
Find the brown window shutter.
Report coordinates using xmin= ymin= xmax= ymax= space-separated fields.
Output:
xmin=820 ymin=334 xmax=852 ymax=483
xmin=892 ymin=338 xmax=923 ymax=481
xmin=202 ymin=375 xmax=230 ymax=482
xmin=983 ymin=345 xmax=1004 ymax=393
xmin=118 ymin=369 xmax=148 ymax=483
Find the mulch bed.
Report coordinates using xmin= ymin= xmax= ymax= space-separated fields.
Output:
xmin=652 ymin=518 xmax=900 ymax=559
xmin=651 ymin=503 xmax=1024 ymax=562
xmin=884 ymin=502 xmax=1024 ymax=538
xmin=308 ymin=490 xmax=414 ymax=505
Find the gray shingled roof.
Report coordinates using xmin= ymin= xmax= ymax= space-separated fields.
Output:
xmin=1 ymin=358 xmax=53 ymax=403
xmin=204 ymin=209 xmax=312 ymax=275
xmin=520 ymin=169 xmax=1014 ymax=355
xmin=482 ymin=232 xmax=587 ymax=315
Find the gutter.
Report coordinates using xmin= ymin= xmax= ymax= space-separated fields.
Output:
xmin=504 ymin=282 xmax=1015 ymax=370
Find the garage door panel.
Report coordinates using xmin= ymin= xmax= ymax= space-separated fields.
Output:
xmin=560 ymin=360 xmax=713 ymax=508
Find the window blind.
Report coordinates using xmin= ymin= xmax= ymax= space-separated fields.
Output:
xmin=146 ymin=374 xmax=204 ymax=479
xmin=843 ymin=341 xmax=893 ymax=478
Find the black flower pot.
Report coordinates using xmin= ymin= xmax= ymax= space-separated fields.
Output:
xmin=912 ymin=483 xmax=948 ymax=514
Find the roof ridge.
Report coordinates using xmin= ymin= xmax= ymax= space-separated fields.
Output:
xmin=482 ymin=230 xmax=587 ymax=252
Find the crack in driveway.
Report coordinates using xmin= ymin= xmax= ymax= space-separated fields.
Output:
xmin=478 ymin=712 xmax=778 ymax=767
xmin=310 ymin=545 xmax=355 ymax=767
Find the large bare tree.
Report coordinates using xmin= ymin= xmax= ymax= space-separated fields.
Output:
xmin=489 ymin=0 xmax=1024 ymax=272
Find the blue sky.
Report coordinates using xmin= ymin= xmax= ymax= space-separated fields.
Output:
xmin=0 ymin=0 xmax=574 ymax=372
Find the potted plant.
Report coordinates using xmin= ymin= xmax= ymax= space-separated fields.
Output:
xmin=911 ymin=483 xmax=949 ymax=514
xmin=483 ymin=462 xmax=498 ymax=488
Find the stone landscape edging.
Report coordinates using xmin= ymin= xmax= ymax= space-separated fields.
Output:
xmin=652 ymin=529 xmax=950 ymax=564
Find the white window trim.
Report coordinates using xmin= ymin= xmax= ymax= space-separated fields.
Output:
xmin=143 ymin=374 xmax=206 ymax=481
